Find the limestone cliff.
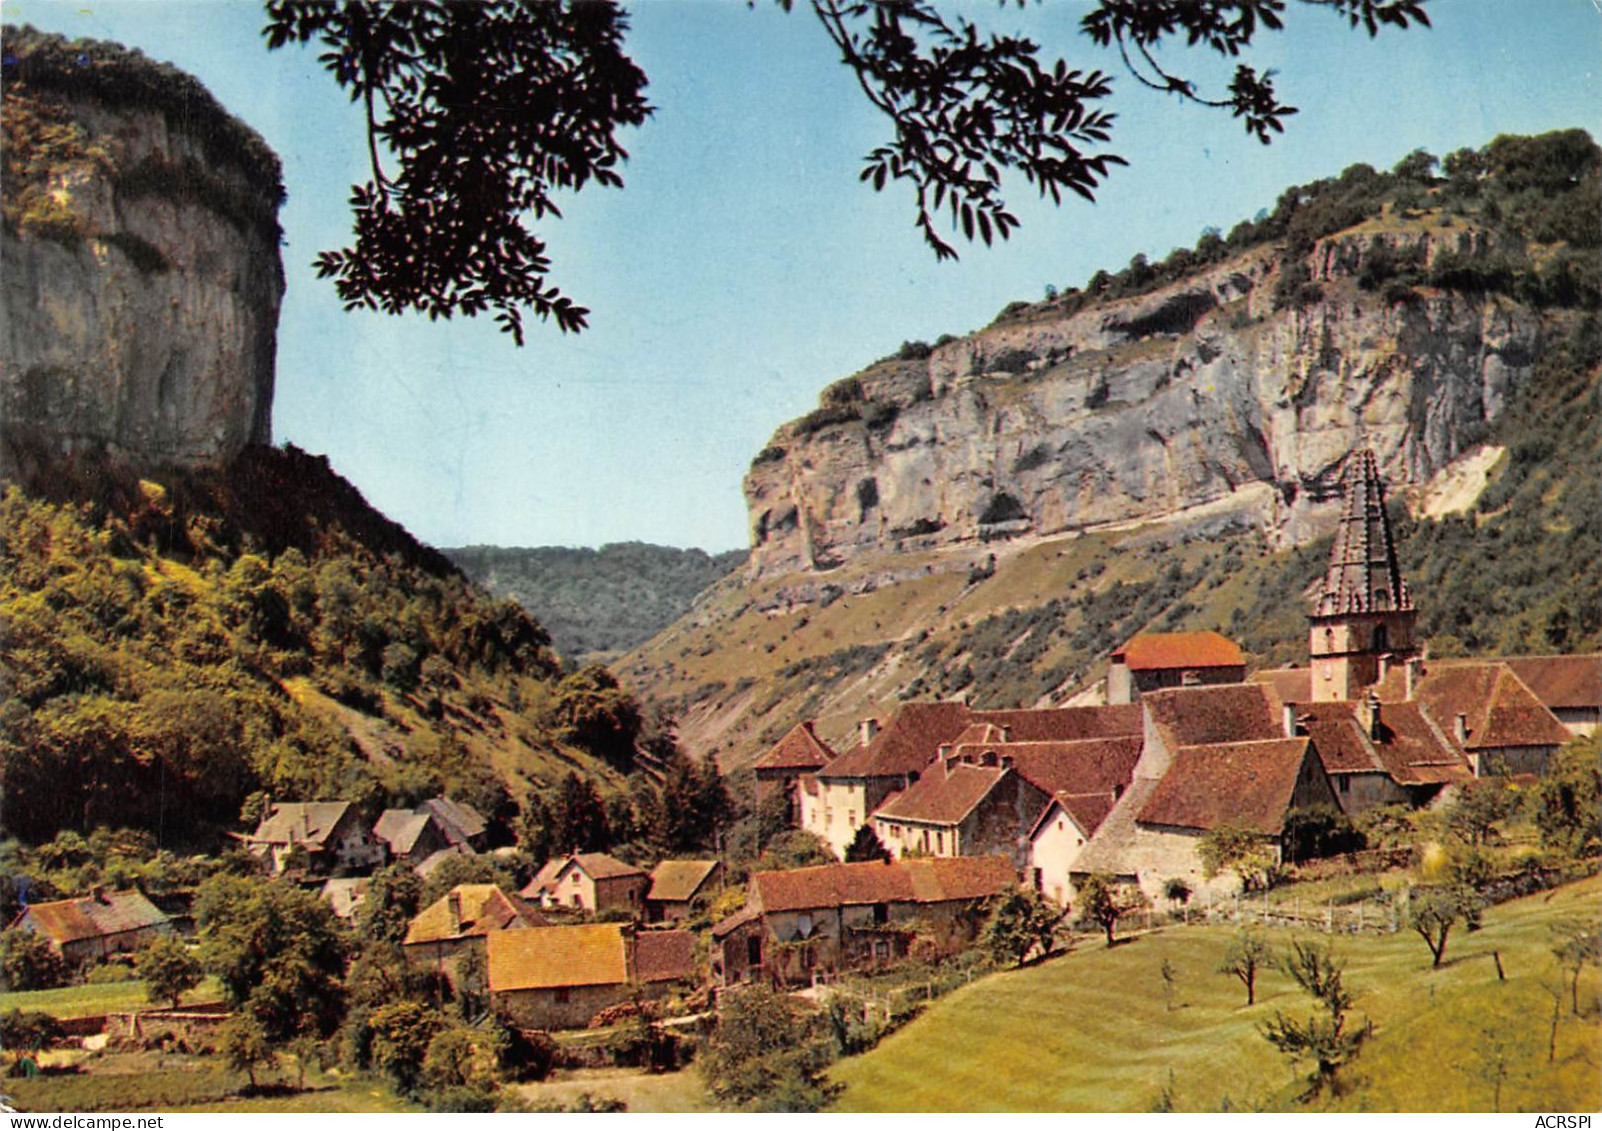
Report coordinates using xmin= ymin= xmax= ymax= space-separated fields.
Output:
xmin=744 ymin=228 xmax=1539 ymax=578
xmin=1 ymin=28 xmax=284 ymax=475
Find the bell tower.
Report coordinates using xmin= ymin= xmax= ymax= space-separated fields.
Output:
xmin=1309 ymin=449 xmax=1419 ymax=702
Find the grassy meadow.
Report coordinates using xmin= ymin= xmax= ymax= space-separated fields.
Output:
xmin=830 ymin=875 xmax=1601 ymax=1112
xmin=0 ymin=978 xmax=223 ymax=1020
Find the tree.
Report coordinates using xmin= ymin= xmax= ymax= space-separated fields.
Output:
xmin=1198 ymin=825 xmax=1277 ymax=891
xmin=1443 ymin=778 xmax=1515 ymax=847
xmin=453 ymin=945 xmax=489 ymax=1023
xmin=196 ymin=873 xmax=347 ymax=1041
xmin=1404 ymin=883 xmax=1483 ymax=968
xmin=219 ymin=1014 xmax=277 ymax=1092
xmin=701 ymin=983 xmax=840 ymax=1112
xmin=0 ymin=928 xmax=65 ymax=992
xmin=1281 ymin=805 xmax=1366 ymax=864
xmin=1076 ymin=873 xmax=1137 ymax=947
xmin=843 ymin=825 xmax=891 ymax=864
xmin=1530 ymin=736 xmax=1601 ymax=857
xmin=356 ymin=863 xmax=424 ymax=946
xmin=258 ymin=0 xmax=1431 ymax=342
xmin=1218 ymin=930 xmax=1273 ymax=1006
xmin=369 ymin=999 xmax=448 ymax=1096
xmin=980 ymin=888 xmax=1067 ymax=968
xmin=550 ymin=771 xmax=611 ymax=854
xmin=1550 ymin=923 xmax=1601 ymax=1016
xmin=1260 ymin=940 xmax=1367 ymax=1100
xmin=137 ymin=934 xmax=203 ymax=1009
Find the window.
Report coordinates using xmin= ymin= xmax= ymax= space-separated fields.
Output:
xmin=746 ymin=935 xmax=761 ymax=967
xmin=1324 ymin=627 xmax=1335 ymax=653
xmin=873 ymin=903 xmax=888 ymax=925
xmin=936 ymin=830 xmax=946 ymax=854
xmin=571 ymin=893 xmax=582 ymax=907
xmin=1373 ymin=590 xmax=1390 ymax=611
xmin=554 ymin=987 xmax=570 ymax=1004
xmin=1373 ymin=624 xmax=1388 ymax=652
xmin=1338 ymin=777 xmax=1350 ymax=795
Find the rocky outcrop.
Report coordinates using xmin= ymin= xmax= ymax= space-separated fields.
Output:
xmin=744 ymin=230 xmax=1541 ymax=577
xmin=1 ymin=29 xmax=284 ymax=475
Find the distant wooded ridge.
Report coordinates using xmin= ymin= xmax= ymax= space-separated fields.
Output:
xmin=445 ymin=542 xmax=747 ymax=662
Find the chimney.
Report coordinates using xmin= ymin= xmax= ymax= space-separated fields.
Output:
xmin=1366 ymin=692 xmax=1382 ymax=741
xmin=859 ymin=718 xmax=880 ymax=746
xmin=937 ymin=743 xmax=953 ymax=760
xmin=1378 ymin=654 xmax=1390 ymax=681
xmin=447 ymin=890 xmax=463 ymax=932
xmin=999 ymin=725 xmax=1012 ymax=743
xmin=1405 ymin=658 xmax=1421 ymax=701
xmin=999 ymin=753 xmax=1014 ymax=770
xmin=1454 ymin=712 xmax=1468 ymax=745
xmin=1282 ymin=703 xmax=1296 ymax=739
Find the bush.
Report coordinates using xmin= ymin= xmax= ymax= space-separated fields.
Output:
xmin=84 ymin=960 xmax=137 ymax=984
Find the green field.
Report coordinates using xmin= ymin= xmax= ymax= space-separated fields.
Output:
xmin=0 ymin=978 xmax=223 ymax=1019
xmin=830 ymin=876 xmax=1601 ymax=1112
xmin=513 ymin=1067 xmax=715 ymax=1113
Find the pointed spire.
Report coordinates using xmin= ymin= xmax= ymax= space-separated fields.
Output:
xmin=1315 ymin=449 xmax=1411 ymax=616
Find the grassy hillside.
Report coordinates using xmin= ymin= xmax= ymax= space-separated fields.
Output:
xmin=830 ymin=876 xmax=1601 ymax=1112
xmin=445 ymin=542 xmax=746 ymax=663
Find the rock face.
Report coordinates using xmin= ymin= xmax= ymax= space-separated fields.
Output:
xmin=1 ymin=31 xmax=284 ymax=475
xmin=744 ymin=232 xmax=1541 ymax=578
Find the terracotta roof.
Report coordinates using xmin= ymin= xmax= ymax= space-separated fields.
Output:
xmin=404 ymin=884 xmax=545 ymax=945
xmin=1504 ymin=654 xmax=1602 ymax=712
xmin=1251 ymin=668 xmax=1313 ymax=706
xmin=487 ymin=923 xmax=627 ymax=991
xmin=970 ymin=704 xmax=1144 ymax=742
xmin=754 ymin=721 xmax=838 ymax=772
xmin=418 ymin=797 xmax=487 ymax=844
xmin=1313 ymin=448 xmax=1412 ymax=617
xmin=975 ymin=736 xmax=1142 ymax=798
xmin=710 ymin=904 xmax=761 ymax=939
xmin=374 ymin=810 xmax=433 ymax=855
xmin=520 ymin=859 xmax=566 ymax=898
xmin=950 ymin=723 xmax=1012 ymax=746
xmin=1072 ymin=776 xmax=1161 ymax=876
xmin=20 ymin=890 xmax=168 ymax=944
xmin=634 ymin=930 xmax=697 ymax=983
xmin=647 ymin=860 xmax=720 ymax=903
xmin=249 ymin=801 xmax=358 ymax=849
xmin=751 ymin=856 xmax=1013 ymax=913
xmin=1137 ymin=739 xmax=1315 ymax=835
xmin=820 ymin=701 xmax=974 ymax=778
xmin=1143 ymin=682 xmax=1283 ymax=749
xmin=1113 ymin=631 xmax=1245 ymax=671
xmin=1293 ymin=699 xmax=1469 ymax=785
xmin=874 ymin=763 xmax=1007 ymax=825
xmin=1378 ymin=662 xmax=1570 ymax=750
xmin=1056 ymin=792 xmax=1119 ymax=838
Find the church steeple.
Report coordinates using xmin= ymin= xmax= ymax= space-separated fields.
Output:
xmin=1308 ymin=449 xmax=1420 ymax=702
xmin=1315 ymin=449 xmax=1412 ymax=617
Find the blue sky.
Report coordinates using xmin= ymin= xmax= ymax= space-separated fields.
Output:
xmin=10 ymin=1 xmax=1600 ymax=552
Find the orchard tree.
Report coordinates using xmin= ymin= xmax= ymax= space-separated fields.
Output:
xmin=1404 ymin=884 xmax=1483 ymax=968
xmin=1076 ymin=873 xmax=1139 ymax=947
xmin=137 ymin=934 xmax=203 ymax=1009
xmin=258 ymin=0 xmax=1432 ymax=342
xmin=220 ymin=1014 xmax=277 ymax=1092
xmin=1530 ymin=736 xmax=1601 ymax=857
xmin=1198 ymin=825 xmax=1277 ymax=891
xmin=1218 ymin=929 xmax=1274 ymax=1006
xmin=1260 ymin=940 xmax=1367 ymax=1100
xmin=981 ymin=888 xmax=1067 ymax=967
xmin=0 ymin=927 xmax=65 ymax=992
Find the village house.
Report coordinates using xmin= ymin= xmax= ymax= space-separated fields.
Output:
xmin=403 ymin=883 xmax=546 ymax=979
xmin=753 ymin=721 xmax=837 ymax=826
xmin=710 ymin=856 xmax=1014 ymax=987
xmin=1028 ymin=792 xmax=1120 ymax=906
xmin=11 ymin=888 xmax=171 ymax=968
xmin=373 ymin=809 xmax=460 ymax=870
xmin=1288 ymin=694 xmax=1469 ymax=812
xmin=1106 ymin=631 xmax=1248 ymax=703
xmin=1373 ymin=660 xmax=1574 ymax=777
xmin=319 ymin=876 xmax=370 ymax=922
xmin=487 ymin=924 xmax=696 ymax=1030
xmin=520 ymin=852 xmax=650 ymax=916
xmin=645 ymin=859 xmax=723 ymax=922
xmin=873 ymin=759 xmax=1043 ymax=862
xmin=243 ymin=800 xmax=386 ymax=875
xmin=1505 ymin=655 xmax=1602 ymax=736
xmin=798 ymin=702 xmax=1141 ymax=860
xmin=416 ymin=796 xmax=491 ymax=851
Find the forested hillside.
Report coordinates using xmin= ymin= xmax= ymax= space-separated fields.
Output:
xmin=0 ymin=446 xmax=639 ymax=849
xmin=446 ymin=542 xmax=745 ymax=662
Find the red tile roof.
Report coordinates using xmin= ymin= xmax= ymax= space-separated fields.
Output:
xmin=1294 ymin=700 xmax=1470 ymax=786
xmin=570 ymin=852 xmax=648 ymax=881
xmin=1504 ymin=654 xmax=1602 ymax=712
xmin=1143 ymin=682 xmax=1283 ymax=749
xmin=751 ymin=856 xmax=1013 ymax=913
xmin=1137 ymin=739 xmax=1315 ymax=835
xmin=754 ymin=721 xmax=838 ymax=773
xmin=1113 ymin=631 xmax=1246 ymax=671
xmin=20 ymin=890 xmax=168 ymax=944
xmin=488 ymin=923 xmax=627 ymax=991
xmin=1056 ymin=792 xmax=1119 ymax=838
xmin=972 ymin=736 xmax=1142 ymax=798
xmin=633 ymin=930 xmax=697 ymax=984
xmin=1377 ymin=662 xmax=1570 ymax=750
xmin=873 ymin=763 xmax=1007 ymax=825
xmin=646 ymin=860 xmax=720 ymax=903
xmin=820 ymin=701 xmax=974 ymax=778
xmin=1250 ymin=668 xmax=1313 ymax=706
xmin=970 ymin=704 xmax=1144 ymax=742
